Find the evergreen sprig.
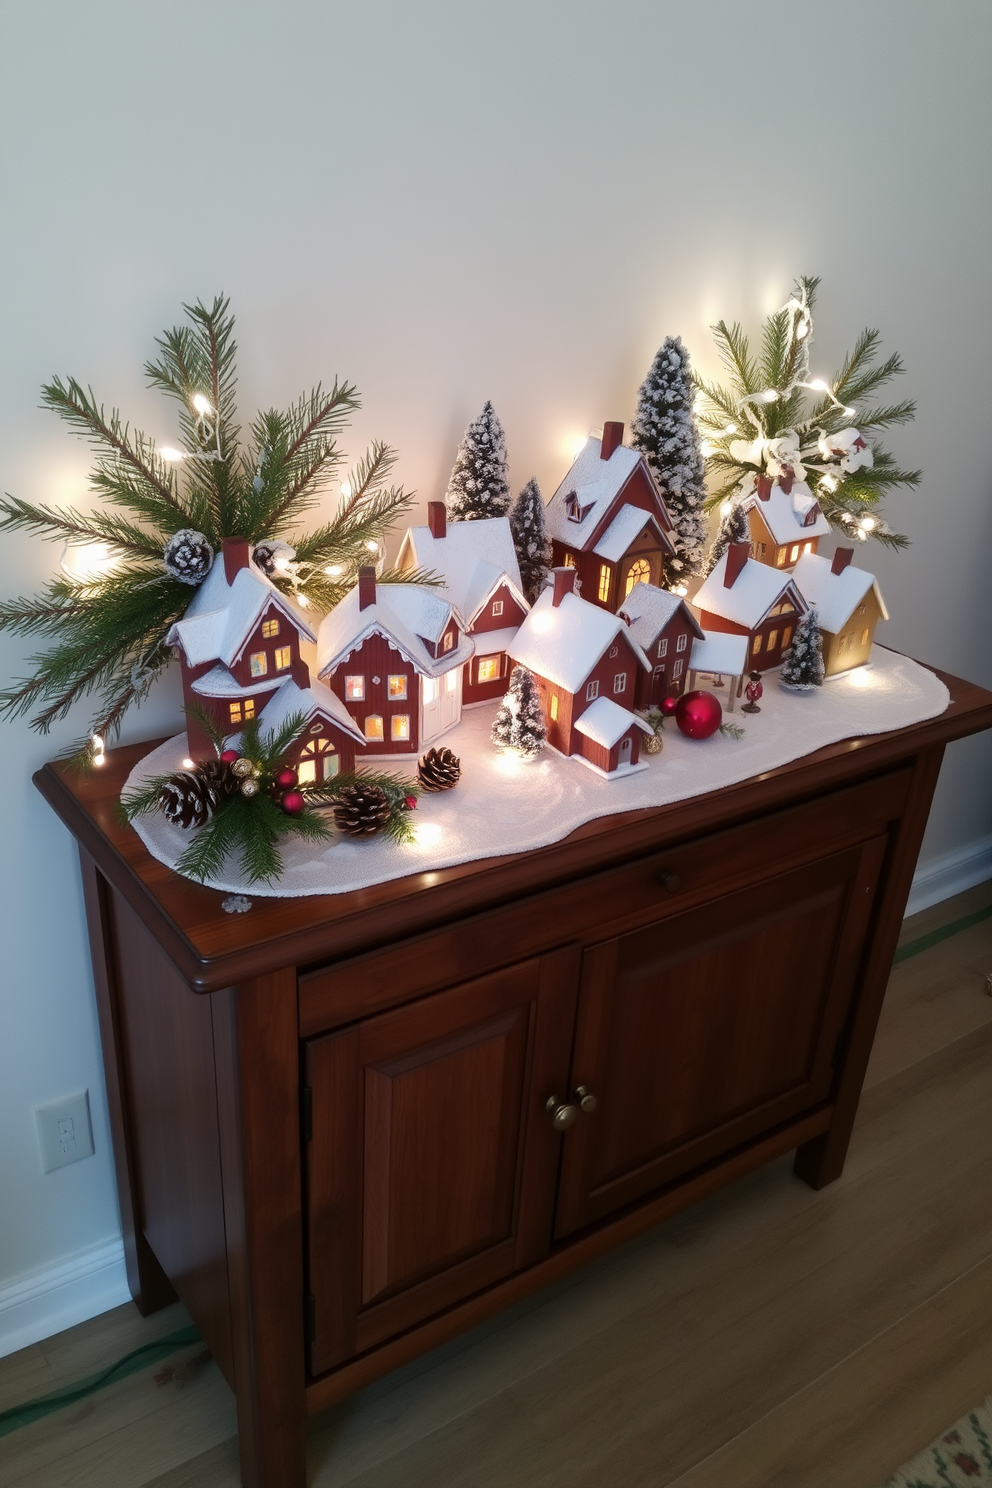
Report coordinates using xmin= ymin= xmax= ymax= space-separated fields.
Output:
xmin=0 ymin=296 xmax=432 ymax=754
xmin=694 ymin=276 xmax=919 ymax=550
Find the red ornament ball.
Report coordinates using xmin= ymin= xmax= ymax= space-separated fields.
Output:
xmin=674 ymin=689 xmax=723 ymax=739
xmin=280 ymin=790 xmax=305 ymax=816
xmin=659 ymin=695 xmax=679 ymax=717
xmin=220 ymin=748 xmax=239 ymax=763
xmin=275 ymin=767 xmax=298 ymax=790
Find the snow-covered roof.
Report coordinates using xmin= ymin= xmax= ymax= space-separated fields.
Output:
xmin=694 ymin=552 xmax=807 ymax=629
xmin=469 ymin=626 xmax=520 ymax=658
xmin=689 ymin=631 xmax=750 ymax=676
xmin=166 ymin=554 xmax=315 ymax=668
xmin=791 ymin=552 xmax=889 ymax=633
xmin=617 ymin=581 xmax=704 ymax=647
xmin=316 ymin=582 xmax=474 ymax=681
xmin=573 ymin=696 xmax=653 ymax=748
xmin=545 ymin=435 xmax=668 ymax=550
xmin=745 ymin=480 xmax=831 ymax=545
xmin=397 ymin=516 xmax=528 ymax=626
xmin=593 ymin=504 xmax=667 ymax=564
xmin=190 ymin=666 xmax=281 ymax=699
xmin=254 ymin=676 xmax=366 ymax=746
xmin=508 ymin=587 xmax=649 ymax=695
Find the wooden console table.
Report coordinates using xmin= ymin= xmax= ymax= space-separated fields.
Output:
xmin=34 ymin=663 xmax=992 ymax=1488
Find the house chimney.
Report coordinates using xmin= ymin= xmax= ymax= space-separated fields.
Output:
xmin=552 ymin=567 xmax=577 ymax=607
xmin=600 ymin=421 xmax=624 ymax=461
xmin=223 ymin=536 xmax=251 ymax=584
xmin=831 ymin=546 xmax=854 ymax=576
xmin=427 ymin=501 xmax=447 ymax=540
xmin=755 ymin=474 xmax=772 ymax=501
xmin=724 ymin=541 xmax=750 ymax=589
xmin=358 ymin=565 xmax=377 ymax=610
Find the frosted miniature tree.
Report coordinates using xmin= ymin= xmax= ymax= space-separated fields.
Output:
xmin=509 ymin=478 xmax=552 ymax=603
xmin=705 ymin=500 xmax=750 ymax=574
xmin=445 ymin=401 xmax=511 ymax=521
xmin=491 ymin=665 xmax=546 ymax=758
xmin=780 ymin=606 xmax=825 ymax=691
xmin=631 ymin=337 xmax=707 ymax=579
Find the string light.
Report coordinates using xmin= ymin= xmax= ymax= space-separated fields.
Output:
xmin=859 ymin=515 xmax=877 ymax=533
xmin=191 ymin=394 xmax=213 ymax=417
xmin=723 ymin=423 xmax=737 ymax=434
xmin=60 ymin=541 xmax=120 ymax=582
xmin=182 ymin=757 xmax=195 ymax=769
xmin=762 ymin=389 xmax=779 ymax=403
xmin=324 ymin=563 xmax=344 ymax=577
xmin=341 ymin=482 xmax=353 ymax=499
xmin=365 ymin=540 xmax=379 ymax=553
xmin=91 ymin=733 xmax=106 ymax=767
xmin=160 ymin=446 xmax=186 ymax=463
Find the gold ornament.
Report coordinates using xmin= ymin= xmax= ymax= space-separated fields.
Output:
xmin=642 ymin=731 xmax=664 ymax=755
xmin=232 ymin=757 xmax=255 ymax=779
xmin=239 ymin=777 xmax=260 ymax=798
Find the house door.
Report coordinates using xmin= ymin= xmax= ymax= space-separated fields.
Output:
xmin=439 ymin=666 xmax=461 ymax=733
xmin=650 ymin=664 xmax=667 ymax=705
xmin=297 ymin=736 xmax=340 ymax=783
xmin=421 ymin=676 xmax=441 ymax=743
xmin=619 ymin=735 xmax=632 ymax=766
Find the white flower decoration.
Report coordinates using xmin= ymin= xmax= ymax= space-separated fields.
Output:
xmin=817 ymin=428 xmax=873 ymax=473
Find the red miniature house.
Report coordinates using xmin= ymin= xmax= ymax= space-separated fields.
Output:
xmin=248 ymin=677 xmax=366 ymax=782
xmin=616 ymin=581 xmax=705 ymax=708
xmin=544 ymin=423 xmax=676 ymax=612
xmin=396 ymin=504 xmax=530 ymax=704
xmin=508 ymin=568 xmax=652 ymax=778
xmin=693 ymin=542 xmax=808 ymax=674
xmin=316 ymin=568 xmax=473 ymax=756
xmin=165 ymin=537 xmax=315 ymax=757
xmin=744 ymin=478 xmax=832 ymax=570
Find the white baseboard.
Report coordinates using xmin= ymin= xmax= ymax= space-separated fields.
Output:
xmin=905 ymin=835 xmax=992 ymax=919
xmin=0 ymin=1235 xmax=129 ymax=1359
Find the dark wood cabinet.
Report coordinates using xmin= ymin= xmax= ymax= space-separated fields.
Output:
xmin=33 ymin=660 xmax=992 ymax=1488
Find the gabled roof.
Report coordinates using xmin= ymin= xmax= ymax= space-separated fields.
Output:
xmin=509 ymin=586 xmax=650 ymax=695
xmin=545 ymin=434 xmax=671 ymax=552
xmin=791 ymin=552 xmax=889 ymax=633
xmin=593 ymin=504 xmax=669 ymax=564
xmin=316 ymin=582 xmax=474 ymax=681
xmin=397 ymin=515 xmax=528 ymax=627
xmin=254 ymin=676 xmax=366 ymax=746
xmin=617 ymin=581 xmax=704 ymax=648
xmin=745 ymin=480 xmax=831 ymax=545
xmin=190 ymin=666 xmax=280 ymax=699
xmin=689 ymin=631 xmax=750 ymax=676
xmin=573 ymin=696 xmax=653 ymax=748
xmin=694 ymin=553 xmax=807 ymax=629
xmin=165 ymin=555 xmax=315 ymax=668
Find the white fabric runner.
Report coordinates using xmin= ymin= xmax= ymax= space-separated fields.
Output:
xmin=125 ymin=646 xmax=949 ymax=898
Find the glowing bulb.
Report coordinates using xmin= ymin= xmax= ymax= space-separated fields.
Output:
xmin=844 ymin=407 xmax=857 ymax=418
xmin=720 ymin=500 xmax=733 ymax=518
xmin=62 ymin=543 xmax=119 ymax=581
xmin=340 ymin=482 xmax=353 ymax=499
xmin=273 ymin=556 xmax=292 ymax=573
xmin=859 ymin=515 xmax=876 ymax=532
xmin=672 ymin=584 xmax=689 ymax=597
xmin=160 ymin=446 xmax=185 ymax=462
xmin=324 ymin=564 xmax=344 ymax=577
xmin=700 ymin=440 xmax=715 ymax=458
xmin=93 ymin=753 xmax=106 ymax=767
xmin=92 ymin=734 xmax=104 ymax=752
xmin=796 ymin=321 xmax=809 ymax=340
xmin=762 ymin=389 xmax=779 ymax=403
xmin=182 ymin=757 xmax=195 ymax=769
xmin=821 ymin=475 xmax=838 ymax=492
xmin=365 ymin=540 xmax=379 ymax=553
xmin=191 ymin=393 xmax=213 ymax=416
xmin=297 ymin=593 xmax=310 ymax=609
xmin=808 ymin=379 xmax=828 ymax=392
xmin=847 ymin=666 xmax=874 ymax=688
xmin=723 ymin=423 xmax=737 ymax=434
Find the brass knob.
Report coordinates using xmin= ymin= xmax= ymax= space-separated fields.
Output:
xmin=546 ymin=1095 xmax=578 ymax=1132
xmin=658 ymin=871 xmax=682 ymax=893
xmin=574 ymin=1085 xmax=598 ymax=1115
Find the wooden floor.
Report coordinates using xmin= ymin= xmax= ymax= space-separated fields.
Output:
xmin=3 ymin=881 xmax=992 ymax=1488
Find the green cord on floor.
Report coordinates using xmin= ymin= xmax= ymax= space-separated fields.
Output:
xmin=0 ymin=1324 xmax=202 ymax=1439
xmin=893 ymin=901 xmax=992 ymax=965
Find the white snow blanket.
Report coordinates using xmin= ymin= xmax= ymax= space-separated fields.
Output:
xmin=126 ymin=647 xmax=949 ymax=898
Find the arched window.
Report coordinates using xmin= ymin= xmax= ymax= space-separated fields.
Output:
xmin=624 ymin=558 xmax=651 ymax=596
xmin=297 ymin=735 xmax=339 ymax=783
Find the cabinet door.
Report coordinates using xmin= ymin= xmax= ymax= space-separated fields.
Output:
xmin=305 ymin=946 xmax=578 ymax=1375
xmin=554 ymin=837 xmax=887 ymax=1239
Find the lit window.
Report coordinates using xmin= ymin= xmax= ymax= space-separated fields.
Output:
xmin=782 ymin=627 xmax=792 ymax=648
xmin=550 ymin=695 xmax=559 ymax=721
xmin=598 ymin=564 xmax=612 ymax=603
xmin=776 ymin=549 xmax=786 ymax=567
xmin=753 ymin=634 xmax=763 ymax=655
xmin=657 ymin=638 xmax=668 ymax=659
xmin=345 ymin=675 xmax=365 ymax=701
xmin=262 ymin=618 xmax=279 ymax=639
xmin=443 ymin=629 xmax=455 ymax=651
xmin=477 ymin=656 xmax=500 ymax=683
xmin=857 ymin=603 xmax=865 ymax=616
xmin=613 ymin=672 xmax=627 ymax=695
xmin=249 ymin=651 xmax=268 ymax=677
xmin=391 ymin=714 xmax=410 ymax=741
xmin=445 ymin=669 xmax=458 ymax=693
xmin=624 ymin=558 xmax=650 ymax=597
xmin=676 ymin=634 xmax=687 ymax=653
xmin=803 ymin=542 xmax=813 ymax=555
xmin=672 ymin=659 xmax=683 ymax=679
xmin=244 ymin=698 xmax=255 ymax=719
xmin=422 ymin=676 xmax=438 ymax=703
xmin=229 ymin=702 xmax=242 ymax=724
xmin=768 ymin=630 xmax=779 ymax=651
xmin=563 ymin=552 xmax=576 ymax=568
xmin=297 ymin=759 xmax=316 ymax=785
xmin=274 ymin=646 xmax=291 ymax=671
xmin=757 ymin=542 xmax=767 ymax=558
xmin=323 ymin=753 xmax=340 ymax=780
xmin=365 ymin=714 xmax=383 ymax=740
xmin=861 ymin=627 xmax=870 ymax=645
xmin=388 ymin=675 xmax=407 ymax=699
xmin=790 ymin=545 xmax=800 ymax=563
xmin=491 ymin=600 xmax=503 ymax=617
xmin=586 ymin=680 xmax=599 ymax=701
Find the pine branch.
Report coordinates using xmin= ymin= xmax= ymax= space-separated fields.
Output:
xmin=759 ymin=307 xmax=790 ymax=391
xmin=0 ymin=495 xmax=165 ymax=559
xmin=255 ymin=383 xmax=361 ymax=534
xmin=710 ymin=321 xmax=759 ymax=397
xmin=119 ymin=772 xmax=176 ymax=822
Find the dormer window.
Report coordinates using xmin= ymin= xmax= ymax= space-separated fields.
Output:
xmin=564 ymin=491 xmax=593 ymax=524
xmin=443 ymin=630 xmax=455 ymax=652
xmin=262 ymin=618 xmax=280 ymax=639
xmin=802 ymin=503 xmax=821 ymax=528
xmin=491 ymin=600 xmax=503 ymax=617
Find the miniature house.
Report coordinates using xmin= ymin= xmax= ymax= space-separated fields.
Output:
xmin=396 ymin=503 xmax=529 ymax=704
xmin=791 ymin=548 xmax=889 ymax=676
xmin=166 ymin=536 xmax=317 ymax=758
xmin=249 ymin=677 xmax=366 ymax=782
xmin=544 ymin=422 xmax=676 ymax=612
xmin=316 ymin=567 xmax=474 ymax=756
xmin=508 ymin=568 xmax=652 ymax=777
xmin=616 ymin=581 xmax=705 ymax=709
xmin=693 ymin=542 xmax=808 ymax=674
xmin=744 ymin=477 xmax=831 ymax=570
xmin=686 ymin=632 xmax=750 ymax=712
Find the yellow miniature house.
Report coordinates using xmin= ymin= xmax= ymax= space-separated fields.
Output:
xmin=791 ymin=548 xmax=889 ymax=676
xmin=746 ymin=479 xmax=831 ymax=570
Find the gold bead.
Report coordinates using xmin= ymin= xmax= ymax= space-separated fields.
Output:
xmin=239 ymin=777 xmax=260 ymax=798
xmin=232 ymin=757 xmax=254 ymax=779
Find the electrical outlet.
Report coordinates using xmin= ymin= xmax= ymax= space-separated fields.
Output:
xmin=34 ymin=1090 xmax=95 ymax=1173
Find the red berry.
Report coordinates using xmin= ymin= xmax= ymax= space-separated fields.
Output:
xmin=660 ymin=695 xmax=679 ymax=717
xmin=220 ymin=748 xmax=239 ymax=763
xmin=280 ymin=790 xmax=305 ymax=816
xmin=275 ymin=767 xmax=298 ymax=790
xmin=404 ymin=795 xmax=418 ymax=810
xmin=674 ymin=690 xmax=723 ymax=739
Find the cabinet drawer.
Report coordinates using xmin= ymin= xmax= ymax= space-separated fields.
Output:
xmin=299 ymin=767 xmax=911 ymax=1036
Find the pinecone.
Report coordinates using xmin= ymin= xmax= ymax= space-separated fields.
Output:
xmin=251 ymin=539 xmax=296 ymax=577
xmin=418 ymin=747 xmax=461 ymax=791
xmin=332 ymin=783 xmax=391 ymax=837
xmin=196 ymin=758 xmax=238 ymax=797
xmin=159 ymin=770 xmax=221 ymax=829
xmin=163 ymin=529 xmax=214 ymax=586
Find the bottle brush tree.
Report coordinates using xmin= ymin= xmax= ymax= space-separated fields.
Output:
xmin=509 ymin=478 xmax=551 ymax=602
xmin=444 ymin=401 xmax=511 ymax=521
xmin=705 ymin=501 xmax=750 ymax=574
xmin=491 ymin=665 xmax=546 ymax=758
xmin=780 ymin=606 xmax=825 ymax=691
xmin=631 ymin=336 xmax=707 ymax=580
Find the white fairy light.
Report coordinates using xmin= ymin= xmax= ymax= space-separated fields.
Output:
xmin=182 ymin=756 xmax=195 ymax=769
xmin=365 ymin=540 xmax=379 ymax=553
xmin=672 ymin=583 xmax=689 ymax=597
xmin=341 ymin=482 xmax=353 ymax=499
xmin=844 ymin=406 xmax=857 ymax=417
xmin=858 ymin=515 xmax=877 ymax=532
xmin=324 ymin=564 xmax=344 ymax=577
xmin=411 ymin=820 xmax=443 ymax=848
xmin=723 ymin=423 xmax=737 ymax=434
xmin=160 ymin=446 xmax=186 ymax=463
xmin=191 ymin=393 xmax=213 ymax=416
xmin=762 ymin=389 xmax=779 ymax=403
xmin=297 ymin=593 xmax=311 ymax=608
xmin=91 ymin=733 xmax=106 ymax=767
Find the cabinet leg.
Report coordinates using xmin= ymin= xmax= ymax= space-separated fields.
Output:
xmin=793 ymin=1130 xmax=846 ymax=1190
